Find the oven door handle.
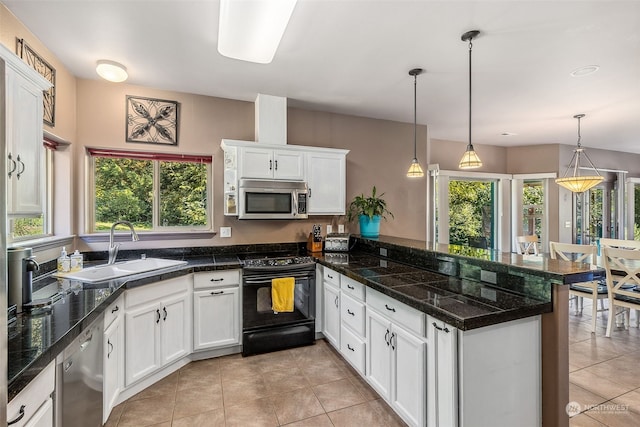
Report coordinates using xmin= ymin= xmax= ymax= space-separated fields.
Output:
xmin=243 ymin=273 xmax=311 ymax=284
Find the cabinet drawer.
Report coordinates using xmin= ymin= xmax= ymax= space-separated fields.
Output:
xmin=104 ymin=295 xmax=124 ymax=329
xmin=8 ymin=360 xmax=55 ymax=427
xmin=323 ymin=267 xmax=340 ymax=287
xmin=341 ymin=275 xmax=365 ymax=301
xmin=193 ymin=270 xmax=240 ymax=289
xmin=341 ymin=293 xmax=365 ymax=336
xmin=340 ymin=325 xmax=365 ymax=374
xmin=126 ymin=275 xmax=191 ymax=308
xmin=367 ymin=288 xmax=425 ymax=337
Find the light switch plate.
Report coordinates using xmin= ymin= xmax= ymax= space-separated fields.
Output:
xmin=338 ymin=224 xmax=345 ymax=233
xmin=327 ymin=225 xmax=333 ymax=234
xmin=220 ymin=227 xmax=232 ymax=238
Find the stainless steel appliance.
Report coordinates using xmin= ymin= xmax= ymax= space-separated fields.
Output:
xmin=238 ymin=179 xmax=308 ymax=219
xmin=324 ymin=233 xmax=351 ymax=252
xmin=8 ymin=247 xmax=39 ymax=313
xmin=58 ymin=316 xmax=104 ymax=427
xmin=242 ymin=255 xmax=316 ymax=356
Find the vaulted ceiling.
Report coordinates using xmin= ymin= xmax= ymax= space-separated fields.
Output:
xmin=4 ymin=1 xmax=640 ymax=152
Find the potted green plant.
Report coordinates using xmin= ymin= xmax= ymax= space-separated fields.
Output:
xmin=347 ymin=186 xmax=394 ymax=238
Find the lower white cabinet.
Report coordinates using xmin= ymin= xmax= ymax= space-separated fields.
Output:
xmin=427 ymin=317 xmax=458 ymax=427
xmin=7 ymin=360 xmax=55 ymax=427
xmin=193 ymin=287 xmax=240 ymax=350
xmin=323 ymin=281 xmax=340 ymax=348
xmin=125 ymin=276 xmax=192 ymax=386
xmin=366 ymin=296 xmax=425 ymax=427
xmin=103 ymin=313 xmax=124 ymax=423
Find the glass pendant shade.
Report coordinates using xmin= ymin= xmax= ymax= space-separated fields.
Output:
xmin=555 ymin=114 xmax=603 ymax=193
xmin=458 ymin=144 xmax=482 ymax=169
xmin=407 ymin=158 xmax=424 ymax=177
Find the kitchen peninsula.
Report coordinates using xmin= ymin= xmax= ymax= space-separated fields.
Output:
xmin=8 ymin=238 xmax=598 ymax=426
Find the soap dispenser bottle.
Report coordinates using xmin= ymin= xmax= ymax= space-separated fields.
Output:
xmin=57 ymin=247 xmax=71 ymax=273
xmin=70 ymin=250 xmax=83 ymax=272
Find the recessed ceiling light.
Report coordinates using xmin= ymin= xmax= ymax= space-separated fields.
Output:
xmin=501 ymin=132 xmax=517 ymax=136
xmin=96 ymin=60 xmax=128 ymax=83
xmin=570 ymin=65 xmax=599 ymax=77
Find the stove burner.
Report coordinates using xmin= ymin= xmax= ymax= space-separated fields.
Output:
xmin=243 ymin=256 xmax=315 ymax=268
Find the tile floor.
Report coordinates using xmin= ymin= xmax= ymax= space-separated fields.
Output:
xmin=569 ymin=300 xmax=640 ymax=426
xmin=105 ymin=339 xmax=407 ymax=426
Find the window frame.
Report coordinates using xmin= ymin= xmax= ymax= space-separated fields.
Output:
xmin=85 ymin=147 xmax=214 ymax=234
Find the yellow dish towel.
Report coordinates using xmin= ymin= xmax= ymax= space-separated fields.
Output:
xmin=272 ymin=277 xmax=295 ymax=313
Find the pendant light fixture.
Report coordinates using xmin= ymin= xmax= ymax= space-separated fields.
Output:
xmin=555 ymin=114 xmax=604 ymax=193
xmin=407 ymin=68 xmax=425 ymax=178
xmin=458 ymin=30 xmax=483 ymax=169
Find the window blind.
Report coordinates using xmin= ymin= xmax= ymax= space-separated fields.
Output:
xmin=86 ymin=147 xmax=212 ymax=164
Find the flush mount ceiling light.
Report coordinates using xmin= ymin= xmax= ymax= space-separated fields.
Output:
xmin=555 ymin=114 xmax=604 ymax=193
xmin=218 ymin=0 xmax=298 ymax=64
xmin=96 ymin=60 xmax=128 ymax=83
xmin=458 ymin=30 xmax=482 ymax=169
xmin=570 ymin=65 xmax=600 ymax=77
xmin=407 ymin=68 xmax=425 ymax=178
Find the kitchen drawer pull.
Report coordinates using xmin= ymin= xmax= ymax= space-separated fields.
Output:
xmin=347 ymin=309 xmax=355 ymax=316
xmin=156 ymin=309 xmax=161 ymax=323
xmin=210 ymin=278 xmax=224 ymax=282
xmin=347 ymin=284 xmax=355 ymax=290
xmin=8 ymin=405 xmax=26 ymax=425
xmin=163 ymin=307 xmax=168 ymax=321
xmin=327 ymin=274 xmax=334 ymax=279
xmin=7 ymin=153 xmax=17 ymax=178
xmin=384 ymin=329 xmax=390 ymax=346
xmin=16 ymin=155 xmax=25 ymax=179
xmin=111 ymin=305 xmax=120 ymax=313
xmin=347 ymin=344 xmax=355 ymax=352
xmin=211 ymin=290 xmax=224 ymax=295
xmin=385 ymin=304 xmax=396 ymax=312
xmin=432 ymin=322 xmax=450 ymax=333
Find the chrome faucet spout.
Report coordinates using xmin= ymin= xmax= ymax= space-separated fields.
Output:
xmin=108 ymin=221 xmax=139 ymax=264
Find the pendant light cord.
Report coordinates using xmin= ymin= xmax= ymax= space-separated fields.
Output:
xmin=468 ymin=37 xmax=473 ymax=150
xmin=413 ymin=73 xmax=417 ymax=159
xmin=576 ymin=115 xmax=582 ymax=147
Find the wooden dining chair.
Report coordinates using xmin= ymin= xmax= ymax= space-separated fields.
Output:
xmin=599 ymin=238 xmax=640 ymax=250
xmin=549 ymin=242 xmax=604 ymax=333
xmin=516 ymin=235 xmax=539 ymax=255
xmin=602 ymin=246 xmax=640 ymax=337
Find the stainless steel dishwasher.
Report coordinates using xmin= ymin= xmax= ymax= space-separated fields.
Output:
xmin=58 ymin=316 xmax=104 ymax=427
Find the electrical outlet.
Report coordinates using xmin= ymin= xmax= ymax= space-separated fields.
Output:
xmin=220 ymin=227 xmax=232 ymax=238
xmin=327 ymin=225 xmax=333 ymax=234
xmin=380 ymin=248 xmax=388 ymax=257
xmin=338 ymin=224 xmax=345 ymax=233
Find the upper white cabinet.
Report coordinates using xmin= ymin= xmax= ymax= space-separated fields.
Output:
xmin=1 ymin=43 xmax=51 ymax=217
xmin=240 ymin=146 xmax=305 ymax=180
xmin=221 ymin=140 xmax=349 ymax=215
xmin=306 ymin=150 xmax=347 ymax=215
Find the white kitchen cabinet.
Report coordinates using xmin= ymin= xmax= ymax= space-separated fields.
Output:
xmin=306 ymin=150 xmax=348 ymax=215
xmin=323 ymin=280 xmax=341 ymax=348
xmin=103 ymin=314 xmax=123 ymax=423
xmin=240 ymin=146 xmax=304 ymax=180
xmin=1 ymin=43 xmax=51 ymax=217
xmin=427 ymin=316 xmax=458 ymax=427
xmin=7 ymin=360 xmax=55 ymax=427
xmin=366 ymin=289 xmax=426 ymax=427
xmin=125 ymin=275 xmax=192 ymax=386
xmin=193 ymin=287 xmax=240 ymax=350
xmin=339 ymin=275 xmax=366 ymax=374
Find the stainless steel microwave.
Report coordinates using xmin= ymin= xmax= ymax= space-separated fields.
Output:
xmin=238 ymin=179 xmax=308 ymax=219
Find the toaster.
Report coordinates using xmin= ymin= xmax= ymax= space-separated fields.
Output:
xmin=324 ymin=233 xmax=350 ymax=252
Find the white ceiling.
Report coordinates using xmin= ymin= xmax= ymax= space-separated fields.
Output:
xmin=4 ymin=0 xmax=640 ymax=153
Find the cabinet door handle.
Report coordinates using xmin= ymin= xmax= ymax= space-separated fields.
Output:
xmin=210 ymin=278 xmax=224 ymax=282
xmin=347 ymin=309 xmax=355 ymax=316
xmin=7 ymin=153 xmax=17 ymax=178
xmin=107 ymin=339 xmax=113 ymax=358
xmin=308 ymin=188 xmax=312 ymax=198
xmin=347 ymin=344 xmax=355 ymax=352
xmin=432 ymin=321 xmax=450 ymax=333
xmin=384 ymin=329 xmax=390 ymax=346
xmin=390 ymin=332 xmax=396 ymax=350
xmin=156 ymin=309 xmax=161 ymax=323
xmin=347 ymin=284 xmax=355 ymax=290
xmin=8 ymin=405 xmax=26 ymax=425
xmin=274 ymin=159 xmax=278 ymax=170
xmin=111 ymin=305 xmax=120 ymax=314
xmin=16 ymin=155 xmax=25 ymax=179
xmin=269 ymin=159 xmax=273 ymax=170
xmin=334 ymin=295 xmax=339 ymax=308
xmin=163 ymin=307 xmax=168 ymax=321
xmin=211 ymin=290 xmax=224 ymax=295
xmin=385 ymin=304 xmax=396 ymax=313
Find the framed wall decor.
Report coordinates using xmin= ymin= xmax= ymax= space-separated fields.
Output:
xmin=126 ymin=95 xmax=179 ymax=145
xmin=16 ymin=38 xmax=56 ymax=126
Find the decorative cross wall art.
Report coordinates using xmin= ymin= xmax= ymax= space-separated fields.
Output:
xmin=126 ymin=96 xmax=179 ymax=145
xmin=16 ymin=38 xmax=56 ymax=127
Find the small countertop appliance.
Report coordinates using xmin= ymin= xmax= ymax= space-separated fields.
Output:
xmin=324 ymin=233 xmax=350 ymax=252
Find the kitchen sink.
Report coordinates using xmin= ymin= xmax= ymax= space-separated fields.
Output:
xmin=57 ymin=258 xmax=188 ymax=283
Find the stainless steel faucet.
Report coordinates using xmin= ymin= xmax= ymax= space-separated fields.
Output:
xmin=108 ymin=221 xmax=139 ymax=264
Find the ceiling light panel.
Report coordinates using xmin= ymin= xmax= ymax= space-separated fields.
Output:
xmin=218 ymin=0 xmax=298 ymax=64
